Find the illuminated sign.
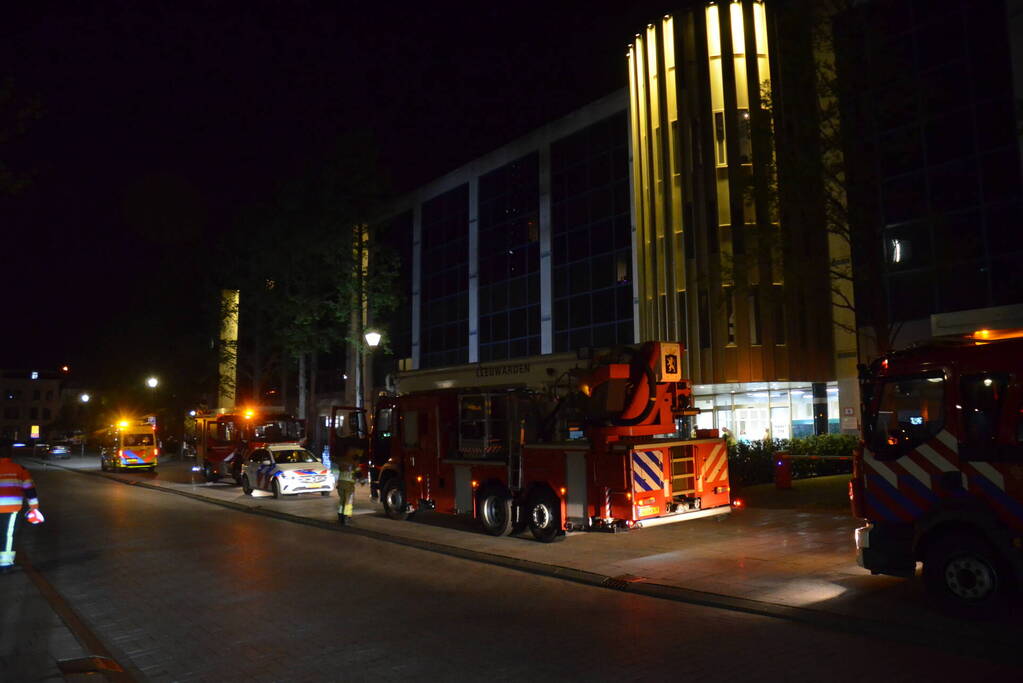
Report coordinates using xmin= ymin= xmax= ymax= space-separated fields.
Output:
xmin=30 ymin=425 xmax=40 ymax=439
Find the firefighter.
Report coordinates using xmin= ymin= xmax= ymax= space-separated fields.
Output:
xmin=333 ymin=445 xmax=359 ymax=526
xmin=1 ymin=440 xmax=45 ymax=573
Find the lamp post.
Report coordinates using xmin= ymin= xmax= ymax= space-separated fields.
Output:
xmin=79 ymin=393 xmax=90 ymax=457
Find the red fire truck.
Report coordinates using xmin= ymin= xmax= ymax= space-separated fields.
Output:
xmin=364 ymin=341 xmax=731 ymax=542
xmin=852 ymin=336 xmax=1023 ymax=612
xmin=193 ymin=408 xmax=305 ymax=483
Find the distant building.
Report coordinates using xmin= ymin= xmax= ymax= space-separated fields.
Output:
xmin=1 ymin=369 xmax=63 ymax=441
xmin=835 ymin=0 xmax=1023 ymax=350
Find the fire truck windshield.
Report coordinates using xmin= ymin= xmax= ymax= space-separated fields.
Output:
xmin=866 ymin=372 xmax=945 ymax=457
xmin=253 ymin=420 xmax=303 ymax=442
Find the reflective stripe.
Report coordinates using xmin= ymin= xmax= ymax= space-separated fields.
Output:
xmin=0 ymin=496 xmax=24 ymax=507
xmin=863 ymin=450 xmax=897 ymax=488
xmin=705 ymin=443 xmax=728 ymax=482
xmin=3 ymin=513 xmax=15 ymax=553
xmin=934 ymin=430 xmax=959 ymax=453
xmin=897 ymin=457 xmax=932 ymax=491
xmin=26 ymin=498 xmax=39 ymax=507
xmin=916 ymin=443 xmax=967 ymax=489
xmin=969 ymin=461 xmax=1006 ymax=492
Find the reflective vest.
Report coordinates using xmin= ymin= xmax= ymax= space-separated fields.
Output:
xmin=0 ymin=458 xmax=39 ymax=513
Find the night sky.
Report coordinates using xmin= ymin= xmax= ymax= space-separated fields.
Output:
xmin=2 ymin=1 xmax=673 ymax=381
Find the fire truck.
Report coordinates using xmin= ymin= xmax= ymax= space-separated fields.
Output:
xmin=193 ymin=408 xmax=305 ymax=483
xmin=852 ymin=336 xmax=1023 ymax=612
xmin=360 ymin=341 xmax=731 ymax=542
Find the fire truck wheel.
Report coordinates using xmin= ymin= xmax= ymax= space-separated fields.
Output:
xmin=272 ymin=480 xmax=282 ymax=499
xmin=382 ymin=479 xmax=411 ymax=520
xmin=923 ymin=532 xmax=1011 ymax=616
xmin=527 ymin=490 xmax=564 ymax=543
xmin=478 ymin=489 xmax=513 ymax=536
xmin=242 ymin=475 xmax=253 ymax=495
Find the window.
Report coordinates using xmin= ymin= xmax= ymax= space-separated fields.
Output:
xmin=866 ymin=374 xmax=945 ymax=458
xmin=32 ymin=390 xmax=40 ymax=401
xmin=42 ymin=408 xmax=51 ymax=420
xmin=29 ymin=407 xmax=38 ymax=420
xmin=402 ymin=411 xmax=420 ymax=448
xmin=725 ymin=290 xmax=736 ymax=345
xmin=3 ymin=407 xmax=17 ymax=419
xmin=457 ymin=394 xmax=508 ymax=461
xmin=960 ymin=374 xmax=1020 ymax=461
xmin=46 ymin=391 xmax=53 ymax=401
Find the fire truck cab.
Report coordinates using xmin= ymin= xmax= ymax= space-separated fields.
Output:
xmin=193 ymin=408 xmax=305 ymax=484
xmin=853 ymin=337 xmax=1023 ymax=612
xmin=373 ymin=341 xmax=731 ymax=542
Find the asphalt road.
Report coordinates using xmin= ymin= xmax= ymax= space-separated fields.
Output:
xmin=17 ymin=464 xmax=1019 ymax=682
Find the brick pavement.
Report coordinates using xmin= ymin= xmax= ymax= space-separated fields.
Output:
xmin=0 ymin=563 xmax=87 ymax=681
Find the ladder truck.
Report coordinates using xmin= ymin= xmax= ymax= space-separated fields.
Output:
xmin=368 ymin=341 xmax=732 ymax=542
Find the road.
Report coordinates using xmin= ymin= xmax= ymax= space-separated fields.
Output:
xmin=12 ymin=461 xmax=1019 ymax=682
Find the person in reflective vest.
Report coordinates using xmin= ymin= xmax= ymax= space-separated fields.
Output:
xmin=332 ymin=445 xmax=359 ymax=526
xmin=1 ymin=441 xmax=45 ymax=573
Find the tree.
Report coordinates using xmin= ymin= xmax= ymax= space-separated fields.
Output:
xmin=223 ymin=133 xmax=401 ymax=444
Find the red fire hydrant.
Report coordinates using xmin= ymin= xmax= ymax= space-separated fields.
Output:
xmin=774 ymin=452 xmax=792 ymax=490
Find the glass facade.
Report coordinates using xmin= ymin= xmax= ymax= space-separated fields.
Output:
xmin=694 ymin=382 xmax=841 ymax=441
xmin=839 ymin=0 xmax=1023 ymax=322
xmin=478 ymin=154 xmax=541 ymax=361
xmin=551 ymin=112 xmax=634 ymax=352
xmin=421 ymin=185 xmax=469 ymax=368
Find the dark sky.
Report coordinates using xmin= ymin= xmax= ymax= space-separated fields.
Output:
xmin=1 ymin=0 xmax=673 ymax=380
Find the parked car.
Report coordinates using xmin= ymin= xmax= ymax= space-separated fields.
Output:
xmin=48 ymin=442 xmax=72 ymax=459
xmin=241 ymin=444 xmax=334 ymax=499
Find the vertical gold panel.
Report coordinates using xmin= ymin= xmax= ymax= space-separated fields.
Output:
xmin=663 ymin=15 xmax=685 ymax=298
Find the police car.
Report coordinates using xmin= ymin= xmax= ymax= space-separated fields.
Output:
xmin=241 ymin=443 xmax=335 ymax=498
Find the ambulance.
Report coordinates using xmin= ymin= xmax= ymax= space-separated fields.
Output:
xmin=100 ymin=418 xmax=159 ymax=472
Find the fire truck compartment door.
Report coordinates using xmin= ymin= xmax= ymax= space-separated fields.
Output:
xmin=454 ymin=466 xmax=473 ymax=514
xmin=631 ymin=449 xmax=668 ymax=516
xmin=565 ymin=451 xmax=587 ymax=524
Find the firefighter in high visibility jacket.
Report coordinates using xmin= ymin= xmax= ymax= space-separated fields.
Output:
xmin=1 ymin=442 xmax=45 ymax=573
xmin=332 ymin=445 xmax=359 ymax=526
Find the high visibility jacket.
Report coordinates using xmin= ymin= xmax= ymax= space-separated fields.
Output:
xmin=0 ymin=457 xmax=39 ymax=513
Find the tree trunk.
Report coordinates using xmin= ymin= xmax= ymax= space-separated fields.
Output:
xmin=309 ymin=352 xmax=320 ymax=454
xmin=297 ymin=353 xmax=307 ymax=423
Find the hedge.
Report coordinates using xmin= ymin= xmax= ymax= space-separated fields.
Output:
xmin=725 ymin=434 xmax=858 ymax=487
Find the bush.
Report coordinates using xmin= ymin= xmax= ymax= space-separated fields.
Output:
xmin=726 ymin=434 xmax=858 ymax=487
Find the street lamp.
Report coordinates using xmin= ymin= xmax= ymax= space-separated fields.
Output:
xmin=146 ymin=376 xmax=159 ymax=389
xmin=80 ymin=393 xmax=90 ymax=403
xmin=354 ymin=330 xmax=382 ymax=411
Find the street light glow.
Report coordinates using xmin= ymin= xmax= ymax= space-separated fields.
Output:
xmin=146 ymin=376 xmax=159 ymax=388
xmin=364 ymin=330 xmax=382 ymax=347
xmin=80 ymin=393 xmax=91 ymax=403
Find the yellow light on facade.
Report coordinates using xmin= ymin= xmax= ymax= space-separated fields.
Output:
xmin=118 ymin=420 xmax=129 ymax=429
xmin=244 ymin=409 xmax=255 ymax=419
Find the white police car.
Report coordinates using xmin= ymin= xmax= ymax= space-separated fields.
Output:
xmin=241 ymin=443 xmax=335 ymax=499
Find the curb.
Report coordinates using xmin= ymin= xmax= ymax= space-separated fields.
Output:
xmin=33 ymin=458 xmax=1015 ymax=664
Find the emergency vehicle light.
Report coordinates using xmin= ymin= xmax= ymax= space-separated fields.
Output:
xmin=471 ymin=480 xmax=478 ymax=488
xmin=732 ymin=499 xmax=744 ymax=508
xmin=559 ymin=487 xmax=567 ymax=496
